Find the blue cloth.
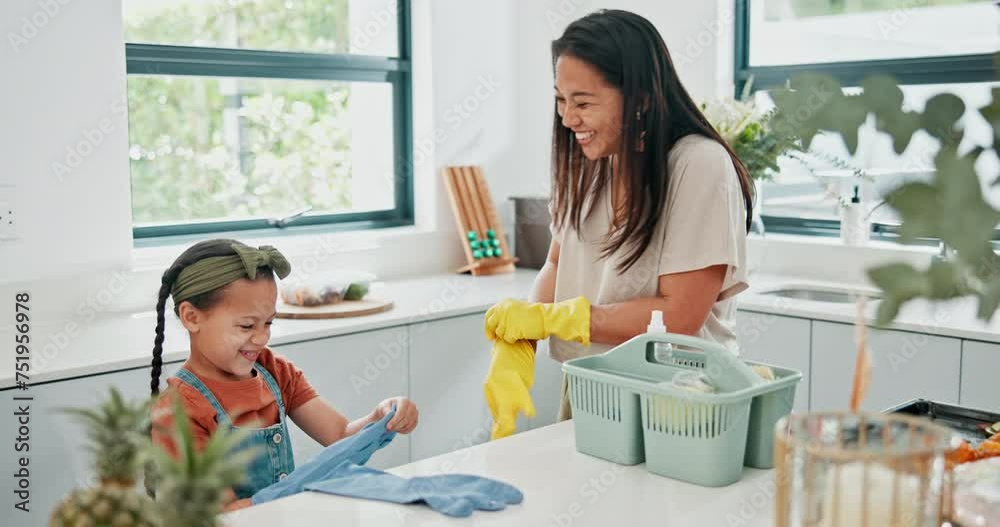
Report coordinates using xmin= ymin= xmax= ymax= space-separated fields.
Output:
xmin=176 ymin=364 xmax=295 ymax=500
xmin=251 ymin=407 xmax=397 ymax=505
xmin=304 ymin=461 xmax=524 ymax=518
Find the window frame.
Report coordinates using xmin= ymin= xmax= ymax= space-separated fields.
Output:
xmin=125 ymin=0 xmax=414 ymax=243
xmin=733 ymin=0 xmax=997 ymax=240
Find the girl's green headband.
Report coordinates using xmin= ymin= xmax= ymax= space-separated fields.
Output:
xmin=171 ymin=243 xmax=291 ymax=304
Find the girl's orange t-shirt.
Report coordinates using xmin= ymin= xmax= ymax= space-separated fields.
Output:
xmin=151 ymin=347 xmax=319 ymax=457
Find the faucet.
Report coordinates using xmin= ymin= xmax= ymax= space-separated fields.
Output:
xmin=268 ymin=206 xmax=313 ymax=228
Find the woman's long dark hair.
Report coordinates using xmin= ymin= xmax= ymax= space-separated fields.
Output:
xmin=550 ymin=9 xmax=755 ymax=273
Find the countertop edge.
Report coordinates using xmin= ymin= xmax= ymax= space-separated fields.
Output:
xmin=737 ymin=273 xmax=1000 ymax=344
xmin=0 ymin=303 xmax=498 ymax=390
xmin=0 ymin=270 xmax=541 ymax=390
xmin=5 ymin=271 xmax=999 ymax=390
xmin=737 ymin=303 xmax=1000 ymax=343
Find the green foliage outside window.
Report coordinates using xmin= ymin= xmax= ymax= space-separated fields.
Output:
xmin=125 ymin=0 xmax=359 ymax=225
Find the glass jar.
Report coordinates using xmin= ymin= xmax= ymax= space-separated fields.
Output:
xmin=774 ymin=412 xmax=958 ymax=527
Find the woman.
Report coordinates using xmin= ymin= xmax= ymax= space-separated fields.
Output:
xmin=484 ymin=9 xmax=754 ymax=425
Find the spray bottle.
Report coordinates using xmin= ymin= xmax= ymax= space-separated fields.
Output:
xmin=647 ymin=310 xmax=674 ymax=363
xmin=840 ymin=184 xmax=869 ymax=246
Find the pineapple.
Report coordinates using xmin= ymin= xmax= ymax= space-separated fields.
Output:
xmin=50 ymin=387 xmax=161 ymax=527
xmin=149 ymin=395 xmax=257 ymax=527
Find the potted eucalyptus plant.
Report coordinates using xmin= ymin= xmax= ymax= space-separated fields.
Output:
xmin=769 ymin=57 xmax=1000 ymax=324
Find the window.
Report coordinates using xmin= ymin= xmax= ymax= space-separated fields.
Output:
xmin=748 ymin=0 xmax=999 ymax=66
xmin=123 ymin=0 xmax=412 ymax=241
xmin=734 ymin=0 xmax=999 ymax=240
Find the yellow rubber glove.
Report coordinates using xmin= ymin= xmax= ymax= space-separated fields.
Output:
xmin=484 ymin=296 xmax=591 ymax=345
xmin=483 ymin=339 xmax=536 ymax=440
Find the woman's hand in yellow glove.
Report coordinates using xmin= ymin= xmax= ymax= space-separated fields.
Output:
xmin=483 ymin=339 xmax=536 ymax=440
xmin=484 ymin=296 xmax=591 ymax=345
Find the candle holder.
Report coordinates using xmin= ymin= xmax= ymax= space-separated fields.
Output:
xmin=774 ymin=412 xmax=958 ymax=527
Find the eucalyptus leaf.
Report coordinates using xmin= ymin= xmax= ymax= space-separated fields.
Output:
xmin=922 ymin=93 xmax=965 ymax=146
xmin=861 ymin=76 xmax=920 ymax=154
xmin=880 ymin=112 xmax=922 ymax=155
xmin=884 ymin=182 xmax=941 ymax=240
xmin=770 ymin=87 xmax=822 ymax=147
xmin=925 ymin=259 xmax=970 ymax=299
xmin=868 ymin=262 xmax=927 ymax=299
xmin=933 ymin=146 xmax=1000 ymax=265
xmin=868 ymin=262 xmax=927 ymax=326
xmin=861 ymin=75 xmax=905 ymax=113
xmin=979 ymin=86 xmax=1000 ymax=149
xmin=827 ymin=94 xmax=868 ymax=154
xmin=875 ymin=297 xmax=903 ymax=327
xmin=874 ymin=297 xmax=903 ymax=328
xmin=973 ymin=252 xmax=1000 ymax=282
xmin=770 ymin=74 xmax=867 ymax=154
xmin=875 ymin=107 xmax=922 ymax=154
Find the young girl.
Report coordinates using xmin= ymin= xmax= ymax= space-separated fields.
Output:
xmin=149 ymin=239 xmax=419 ymax=510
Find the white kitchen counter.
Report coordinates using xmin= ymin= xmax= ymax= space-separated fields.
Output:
xmin=739 ymin=274 xmax=1000 ymax=343
xmin=221 ymin=421 xmax=775 ymax=527
xmin=0 ymin=270 xmax=539 ymax=389
xmin=4 ymin=268 xmax=998 ymax=390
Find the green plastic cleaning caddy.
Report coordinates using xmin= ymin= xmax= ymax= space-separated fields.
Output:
xmin=562 ymin=327 xmax=802 ymax=487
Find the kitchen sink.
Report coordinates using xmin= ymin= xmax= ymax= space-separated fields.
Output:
xmin=760 ymin=286 xmax=881 ymax=304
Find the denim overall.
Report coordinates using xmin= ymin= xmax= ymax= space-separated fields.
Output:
xmin=175 ymin=363 xmax=296 ymax=499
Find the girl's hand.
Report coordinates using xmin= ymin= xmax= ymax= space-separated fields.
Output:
xmin=372 ymin=396 xmax=419 ymax=434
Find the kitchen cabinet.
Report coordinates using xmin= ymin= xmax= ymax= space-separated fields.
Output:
xmin=735 ymin=311 xmax=811 ymax=412
xmin=408 ymin=313 xmax=494 ymax=461
xmin=0 ymin=362 xmax=183 ymax=527
xmin=407 ymin=312 xmax=568 ymax=463
xmin=810 ymin=321 xmax=960 ymax=412
xmin=530 ymin=338 xmax=566 ymax=429
xmin=272 ymin=327 xmax=410 ymax=470
xmin=960 ymin=340 xmax=1000 ymax=412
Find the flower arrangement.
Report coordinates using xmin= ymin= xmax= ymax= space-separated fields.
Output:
xmin=702 ymin=80 xmax=871 ymax=215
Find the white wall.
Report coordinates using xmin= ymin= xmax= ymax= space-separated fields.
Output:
xmin=1 ymin=0 xmax=133 ymax=284
xmin=0 ymin=0 xmax=734 ymax=318
xmin=497 ymin=0 xmax=736 ymax=205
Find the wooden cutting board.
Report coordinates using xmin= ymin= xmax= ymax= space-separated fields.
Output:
xmin=275 ymin=298 xmax=394 ymax=319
